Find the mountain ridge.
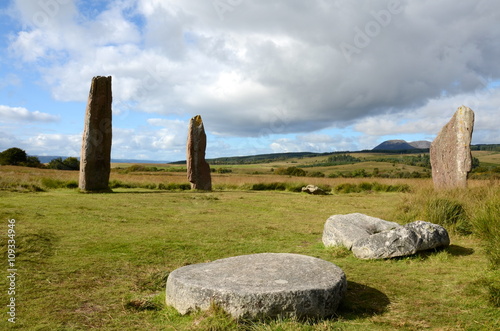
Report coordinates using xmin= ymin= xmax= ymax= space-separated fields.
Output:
xmin=372 ymin=139 xmax=431 ymax=151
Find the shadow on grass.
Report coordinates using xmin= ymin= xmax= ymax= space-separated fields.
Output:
xmin=337 ymin=281 xmax=390 ymax=319
xmin=446 ymin=244 xmax=474 ymax=256
xmin=404 ymin=245 xmax=475 ymax=260
xmin=109 ymin=190 xmax=171 ymax=194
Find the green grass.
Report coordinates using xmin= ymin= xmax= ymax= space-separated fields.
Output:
xmin=0 ymin=185 xmax=499 ymax=330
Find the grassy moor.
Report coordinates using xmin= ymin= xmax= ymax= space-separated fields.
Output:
xmin=0 ymin=151 xmax=499 ymax=330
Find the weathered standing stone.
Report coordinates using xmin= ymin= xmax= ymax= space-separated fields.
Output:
xmin=166 ymin=253 xmax=346 ymax=319
xmin=430 ymin=106 xmax=475 ymax=189
xmin=79 ymin=76 xmax=112 ymax=192
xmin=187 ymin=115 xmax=212 ymax=191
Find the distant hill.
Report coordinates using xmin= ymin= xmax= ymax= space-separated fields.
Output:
xmin=34 ymin=156 xmax=170 ymax=164
xmin=171 ymin=152 xmax=323 ymax=165
xmin=408 ymin=140 xmax=432 ymax=149
xmin=372 ymin=140 xmax=431 ymax=151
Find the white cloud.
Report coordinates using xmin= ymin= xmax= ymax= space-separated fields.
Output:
xmin=3 ymin=0 xmax=500 ymax=158
xmin=0 ymin=130 xmax=21 ymax=150
xmin=112 ymin=118 xmax=188 ymax=160
xmin=26 ymin=133 xmax=81 ymax=156
xmin=353 ymin=87 xmax=500 ymax=144
xmin=0 ymin=105 xmax=59 ymax=122
xmin=270 ymin=133 xmax=358 ymax=154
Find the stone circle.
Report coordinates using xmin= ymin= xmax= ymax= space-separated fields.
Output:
xmin=166 ymin=253 xmax=347 ymax=319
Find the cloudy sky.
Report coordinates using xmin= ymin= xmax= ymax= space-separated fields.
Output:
xmin=0 ymin=0 xmax=499 ymax=161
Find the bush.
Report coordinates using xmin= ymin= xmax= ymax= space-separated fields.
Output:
xmin=47 ymin=157 xmax=80 ymax=170
xmin=158 ymin=183 xmax=191 ymax=190
xmin=334 ymin=182 xmax=411 ymax=194
xmin=308 ymin=171 xmax=325 ymax=178
xmin=275 ymin=167 xmax=307 ymax=177
xmin=334 ymin=183 xmax=361 ymax=194
xmin=0 ymin=147 xmax=27 ymax=165
xmin=128 ymin=165 xmax=147 ymax=172
xmin=251 ymin=183 xmax=286 ymax=191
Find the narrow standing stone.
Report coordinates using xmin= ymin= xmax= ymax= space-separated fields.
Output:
xmin=430 ymin=105 xmax=474 ymax=189
xmin=79 ymin=76 xmax=113 ymax=192
xmin=186 ymin=115 xmax=212 ymax=191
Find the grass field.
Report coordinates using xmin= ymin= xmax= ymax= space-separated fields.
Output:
xmin=0 ymin=158 xmax=499 ymax=330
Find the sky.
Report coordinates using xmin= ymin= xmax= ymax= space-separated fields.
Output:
xmin=0 ymin=0 xmax=499 ymax=162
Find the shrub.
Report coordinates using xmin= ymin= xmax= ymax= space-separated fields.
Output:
xmin=358 ymin=182 xmax=373 ymax=191
xmin=251 ymin=183 xmax=286 ymax=191
xmin=334 ymin=183 xmax=360 ymax=194
xmin=127 ymin=164 xmax=147 ymax=172
xmin=158 ymin=183 xmax=191 ymax=191
xmin=47 ymin=157 xmax=80 ymax=170
xmin=0 ymin=147 xmax=27 ymax=165
xmin=275 ymin=167 xmax=307 ymax=177
xmin=285 ymin=183 xmax=307 ymax=192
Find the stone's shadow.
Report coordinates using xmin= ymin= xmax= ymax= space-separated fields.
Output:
xmin=336 ymin=281 xmax=390 ymax=319
xmin=446 ymin=245 xmax=474 ymax=256
xmin=110 ymin=190 xmax=175 ymax=194
xmin=400 ymin=245 xmax=475 ymax=260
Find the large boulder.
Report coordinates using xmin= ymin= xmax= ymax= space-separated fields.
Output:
xmin=405 ymin=221 xmax=451 ymax=251
xmin=430 ymin=106 xmax=475 ymax=189
xmin=166 ymin=253 xmax=346 ymax=319
xmin=323 ymin=214 xmax=450 ymax=259
xmin=322 ymin=213 xmax=400 ymax=249
xmin=351 ymin=226 xmax=419 ymax=259
xmin=302 ymin=185 xmax=327 ymax=195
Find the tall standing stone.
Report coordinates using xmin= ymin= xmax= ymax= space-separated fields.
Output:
xmin=79 ymin=76 xmax=113 ymax=192
xmin=187 ymin=115 xmax=212 ymax=190
xmin=430 ymin=106 xmax=474 ymax=189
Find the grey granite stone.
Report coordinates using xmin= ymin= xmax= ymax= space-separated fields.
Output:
xmin=166 ymin=253 xmax=346 ymax=319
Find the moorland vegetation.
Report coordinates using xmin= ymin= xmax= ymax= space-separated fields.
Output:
xmin=0 ymin=148 xmax=499 ymax=330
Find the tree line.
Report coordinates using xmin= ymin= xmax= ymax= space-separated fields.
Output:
xmin=0 ymin=147 xmax=79 ymax=170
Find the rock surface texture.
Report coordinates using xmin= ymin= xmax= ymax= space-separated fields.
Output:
xmin=79 ymin=76 xmax=112 ymax=192
xmin=301 ymin=185 xmax=327 ymax=195
xmin=430 ymin=106 xmax=475 ymax=189
xmin=323 ymin=214 xmax=450 ymax=259
xmin=186 ymin=115 xmax=212 ymax=190
xmin=166 ymin=253 xmax=347 ymax=319
xmin=322 ymin=213 xmax=400 ymax=249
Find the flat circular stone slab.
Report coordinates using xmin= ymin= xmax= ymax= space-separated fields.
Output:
xmin=166 ymin=253 xmax=347 ymax=319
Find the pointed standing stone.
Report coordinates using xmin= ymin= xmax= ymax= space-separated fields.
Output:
xmin=430 ymin=106 xmax=474 ymax=189
xmin=79 ymin=76 xmax=113 ymax=192
xmin=187 ymin=115 xmax=212 ymax=191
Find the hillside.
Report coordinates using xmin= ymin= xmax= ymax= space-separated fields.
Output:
xmin=372 ymin=139 xmax=431 ymax=151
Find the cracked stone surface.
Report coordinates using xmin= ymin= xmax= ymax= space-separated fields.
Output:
xmin=323 ymin=214 xmax=450 ymax=259
xmin=166 ymin=253 xmax=347 ymax=319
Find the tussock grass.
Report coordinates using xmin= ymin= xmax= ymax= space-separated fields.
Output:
xmin=396 ymin=184 xmax=500 ymax=307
